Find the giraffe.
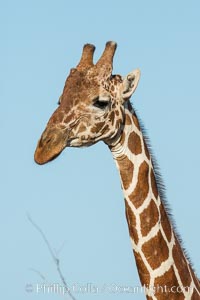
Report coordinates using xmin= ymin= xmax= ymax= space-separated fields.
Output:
xmin=34 ymin=42 xmax=200 ymax=299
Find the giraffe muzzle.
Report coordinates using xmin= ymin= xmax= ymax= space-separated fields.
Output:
xmin=34 ymin=127 xmax=68 ymax=165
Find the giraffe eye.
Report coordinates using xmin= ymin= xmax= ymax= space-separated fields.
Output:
xmin=93 ymin=98 xmax=110 ymax=109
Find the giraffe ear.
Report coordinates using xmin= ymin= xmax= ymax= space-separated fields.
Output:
xmin=122 ymin=69 xmax=141 ymax=101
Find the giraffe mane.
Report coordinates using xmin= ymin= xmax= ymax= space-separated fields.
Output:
xmin=133 ymin=104 xmax=197 ymax=275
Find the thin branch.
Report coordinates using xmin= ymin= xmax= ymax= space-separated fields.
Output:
xmin=29 ymin=267 xmax=46 ymax=280
xmin=55 ymin=240 xmax=67 ymax=257
xmin=27 ymin=213 xmax=77 ymax=300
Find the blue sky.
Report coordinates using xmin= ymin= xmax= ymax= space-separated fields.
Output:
xmin=2 ymin=1 xmax=200 ymax=299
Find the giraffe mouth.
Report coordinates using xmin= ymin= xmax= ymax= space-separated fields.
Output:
xmin=34 ymin=141 xmax=66 ymax=165
xmin=34 ymin=127 xmax=68 ymax=165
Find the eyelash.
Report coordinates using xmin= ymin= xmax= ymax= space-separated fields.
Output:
xmin=58 ymin=96 xmax=110 ymax=109
xmin=93 ymin=98 xmax=110 ymax=109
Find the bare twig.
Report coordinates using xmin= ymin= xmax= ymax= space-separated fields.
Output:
xmin=27 ymin=213 xmax=77 ymax=300
xmin=29 ymin=267 xmax=46 ymax=280
xmin=55 ymin=240 xmax=67 ymax=257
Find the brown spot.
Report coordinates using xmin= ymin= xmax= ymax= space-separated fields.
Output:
xmin=129 ymin=161 xmax=149 ymax=208
xmin=115 ymin=110 xmax=119 ymax=116
xmin=132 ymin=114 xmax=140 ymax=130
xmin=160 ymin=203 xmax=172 ymax=242
xmin=117 ymin=156 xmax=134 ymax=190
xmin=143 ymin=138 xmax=150 ymax=159
xmin=51 ymin=111 xmax=64 ymax=123
xmin=64 ymin=115 xmax=72 ymax=124
xmin=172 ymin=237 xmax=192 ymax=288
xmin=142 ymin=230 xmax=169 ymax=270
xmin=128 ymin=131 xmax=142 ymax=155
xmin=191 ymin=289 xmax=200 ymax=299
xmin=134 ymin=251 xmax=150 ymax=286
xmin=154 ymin=266 xmax=185 ymax=300
xmin=151 ymin=169 xmax=158 ymax=199
xmin=125 ymin=201 xmax=138 ymax=243
xmin=109 ymin=111 xmax=115 ymax=124
xmin=125 ymin=114 xmax=132 ymax=125
xmin=78 ymin=124 xmax=87 ymax=133
xmin=91 ymin=121 xmax=105 ymax=133
xmin=140 ymin=199 xmax=159 ymax=236
xmin=111 ymin=85 xmax=115 ymax=91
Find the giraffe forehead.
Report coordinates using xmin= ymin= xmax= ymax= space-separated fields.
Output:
xmin=60 ymin=73 xmax=99 ymax=108
xmin=59 ymin=69 xmax=123 ymax=111
xmin=65 ymin=70 xmax=99 ymax=93
xmin=64 ymin=69 xmax=122 ymax=94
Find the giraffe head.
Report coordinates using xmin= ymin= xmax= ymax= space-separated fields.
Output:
xmin=34 ymin=42 xmax=140 ymax=164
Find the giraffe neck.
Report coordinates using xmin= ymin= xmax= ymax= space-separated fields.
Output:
xmin=109 ymin=103 xmax=200 ymax=299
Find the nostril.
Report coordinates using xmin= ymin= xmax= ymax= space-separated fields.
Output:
xmin=46 ymin=138 xmax=51 ymax=144
xmin=38 ymin=136 xmax=51 ymax=148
